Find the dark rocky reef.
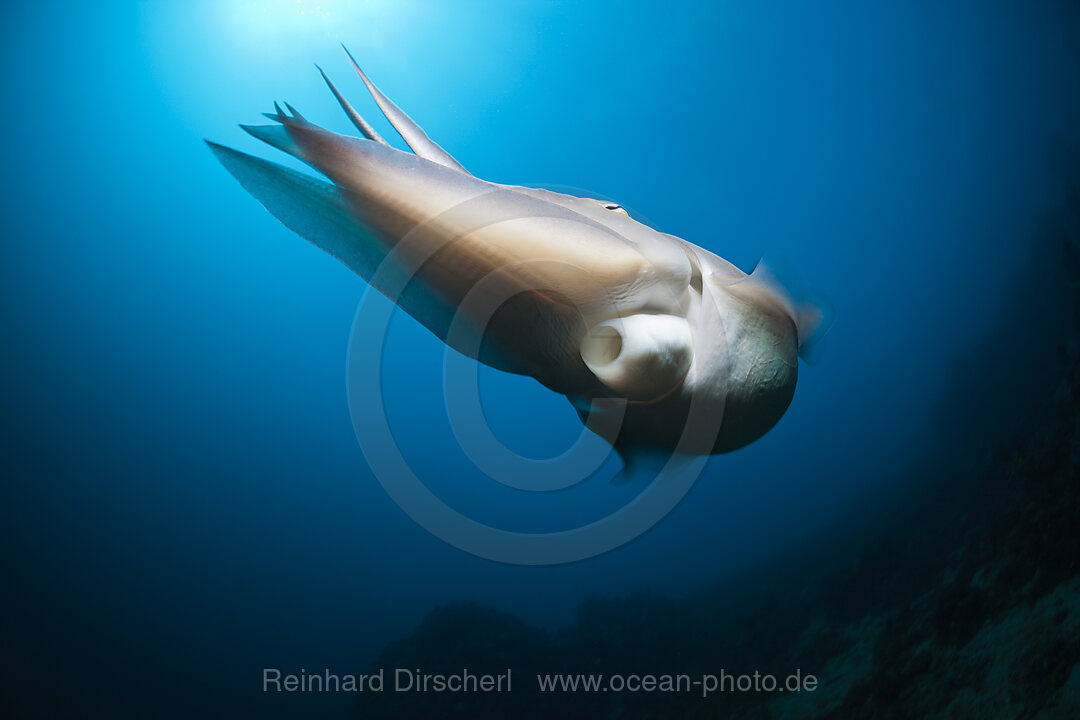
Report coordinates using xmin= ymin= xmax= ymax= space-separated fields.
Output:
xmin=353 ymin=174 xmax=1080 ymax=719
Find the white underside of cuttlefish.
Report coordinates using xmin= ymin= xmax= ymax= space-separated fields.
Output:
xmin=207 ymin=48 xmax=832 ymax=467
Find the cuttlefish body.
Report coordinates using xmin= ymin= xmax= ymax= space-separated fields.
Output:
xmin=207 ymin=50 xmax=832 ymax=465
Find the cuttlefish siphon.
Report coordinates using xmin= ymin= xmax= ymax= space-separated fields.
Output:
xmin=207 ymin=48 xmax=833 ymax=469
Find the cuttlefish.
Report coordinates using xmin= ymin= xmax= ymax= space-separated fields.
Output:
xmin=207 ymin=49 xmax=832 ymax=469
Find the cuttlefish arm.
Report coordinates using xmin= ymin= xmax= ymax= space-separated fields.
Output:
xmin=315 ymin=64 xmax=388 ymax=147
xmin=207 ymin=63 xmax=694 ymax=400
xmin=341 ymin=45 xmax=467 ymax=173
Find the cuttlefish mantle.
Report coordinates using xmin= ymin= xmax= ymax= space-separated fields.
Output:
xmin=207 ymin=48 xmax=833 ymax=464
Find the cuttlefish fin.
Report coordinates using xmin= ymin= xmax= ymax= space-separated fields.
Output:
xmin=611 ymin=444 xmax=648 ymax=484
xmin=715 ymin=256 xmax=834 ymax=365
xmin=793 ymin=289 xmax=834 ymax=364
xmin=611 ymin=444 xmax=701 ymax=485
xmin=747 ymin=258 xmax=834 ymax=364
xmin=205 ymin=141 xmax=382 ymax=276
xmin=341 ymin=45 xmax=468 ymax=174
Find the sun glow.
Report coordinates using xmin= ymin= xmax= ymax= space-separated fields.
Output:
xmin=225 ymin=0 xmax=412 ymax=50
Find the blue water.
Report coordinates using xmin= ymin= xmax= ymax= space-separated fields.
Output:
xmin=3 ymin=1 xmax=1079 ymax=716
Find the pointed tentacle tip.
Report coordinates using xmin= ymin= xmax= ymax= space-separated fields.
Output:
xmin=203 ymin=139 xmax=236 ymax=162
xmin=316 ymin=64 xmax=339 ymax=93
xmin=261 ymin=101 xmax=309 ymax=127
xmin=315 ymin=64 xmax=336 ymax=88
xmin=315 ymin=64 xmax=334 ymax=85
xmin=340 ymin=44 xmax=367 ymax=78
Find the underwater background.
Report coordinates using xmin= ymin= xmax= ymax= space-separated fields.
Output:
xmin=2 ymin=1 xmax=1080 ymax=717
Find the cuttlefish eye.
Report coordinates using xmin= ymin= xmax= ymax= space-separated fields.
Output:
xmin=601 ymin=202 xmax=628 ymax=216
